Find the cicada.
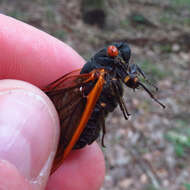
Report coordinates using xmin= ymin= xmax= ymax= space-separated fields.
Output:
xmin=43 ymin=42 xmax=165 ymax=172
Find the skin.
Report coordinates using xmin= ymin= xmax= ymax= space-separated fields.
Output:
xmin=0 ymin=14 xmax=105 ymax=190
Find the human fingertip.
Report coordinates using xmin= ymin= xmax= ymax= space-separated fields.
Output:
xmin=0 ymin=79 xmax=60 ymax=189
xmin=0 ymin=160 xmax=33 ymax=190
xmin=46 ymin=143 xmax=105 ymax=190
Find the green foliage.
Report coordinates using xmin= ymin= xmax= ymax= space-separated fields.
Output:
xmin=45 ymin=8 xmax=56 ymax=23
xmin=184 ymin=183 xmax=190 ymax=190
xmin=44 ymin=0 xmax=56 ymax=5
xmin=160 ymin=13 xmax=190 ymax=26
xmin=183 ymin=17 xmax=190 ymax=26
xmin=52 ymin=30 xmax=66 ymax=40
xmin=175 ymin=143 xmax=185 ymax=157
xmin=159 ymin=11 xmax=177 ymax=25
xmin=120 ymin=19 xmax=130 ymax=28
xmin=176 ymin=119 xmax=189 ymax=129
xmin=145 ymin=184 xmax=158 ymax=190
xmin=160 ymin=44 xmax=172 ymax=53
xmin=144 ymin=184 xmax=166 ymax=190
xmin=82 ymin=0 xmax=105 ymax=9
xmin=131 ymin=14 xmax=147 ymax=23
xmin=171 ymin=0 xmax=190 ymax=7
xmin=138 ymin=60 xmax=170 ymax=80
xmin=119 ymin=0 xmax=129 ymax=5
xmin=7 ymin=10 xmax=28 ymax=22
xmin=165 ymin=119 xmax=190 ymax=157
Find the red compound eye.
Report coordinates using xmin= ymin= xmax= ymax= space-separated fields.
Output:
xmin=107 ymin=45 xmax=119 ymax=57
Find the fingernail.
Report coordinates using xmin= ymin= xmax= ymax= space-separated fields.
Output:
xmin=0 ymin=88 xmax=59 ymax=183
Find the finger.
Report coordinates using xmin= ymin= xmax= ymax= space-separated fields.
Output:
xmin=0 ymin=160 xmax=33 ymax=190
xmin=0 ymin=79 xmax=60 ymax=190
xmin=46 ymin=143 xmax=105 ymax=190
xmin=0 ymin=14 xmax=84 ymax=87
xmin=0 ymin=14 xmax=106 ymax=189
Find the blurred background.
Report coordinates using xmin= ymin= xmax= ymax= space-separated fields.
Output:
xmin=0 ymin=0 xmax=190 ymax=189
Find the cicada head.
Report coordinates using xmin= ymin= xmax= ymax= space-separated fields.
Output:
xmin=106 ymin=42 xmax=166 ymax=109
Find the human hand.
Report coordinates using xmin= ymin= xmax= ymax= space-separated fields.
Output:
xmin=0 ymin=14 xmax=105 ymax=190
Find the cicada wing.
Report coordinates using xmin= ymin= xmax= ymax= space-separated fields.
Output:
xmin=43 ymin=69 xmax=106 ymax=173
xmin=49 ymin=86 xmax=86 ymax=172
xmin=43 ymin=69 xmax=92 ymax=91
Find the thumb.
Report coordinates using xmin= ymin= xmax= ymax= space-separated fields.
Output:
xmin=0 ymin=79 xmax=59 ymax=189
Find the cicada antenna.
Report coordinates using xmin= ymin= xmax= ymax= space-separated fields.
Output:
xmin=138 ymin=81 xmax=166 ymax=109
xmin=136 ymin=64 xmax=158 ymax=91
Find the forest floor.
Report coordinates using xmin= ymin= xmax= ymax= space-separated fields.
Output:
xmin=0 ymin=0 xmax=190 ymax=189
